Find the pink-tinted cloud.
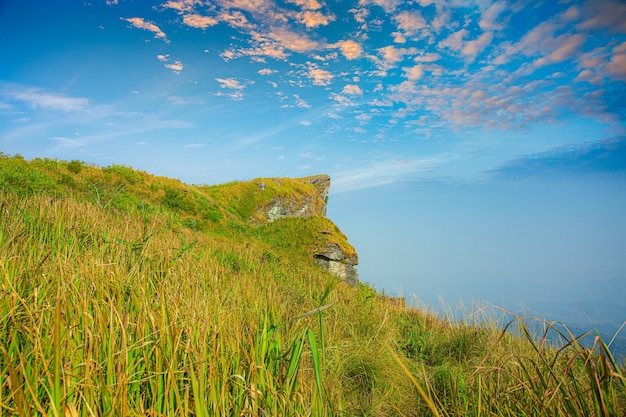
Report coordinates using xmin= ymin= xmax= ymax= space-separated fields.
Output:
xmin=533 ymin=33 xmax=585 ymax=67
xmin=183 ymin=14 xmax=219 ymax=29
xmin=122 ymin=17 xmax=168 ymax=42
xmin=394 ymin=10 xmax=428 ymax=36
xmin=165 ymin=61 xmax=184 ymax=73
xmin=216 ymin=77 xmax=245 ymax=89
xmin=162 ymin=0 xmax=199 ymax=13
xmin=479 ymin=1 xmax=507 ymax=31
xmin=439 ymin=28 xmax=467 ymax=52
xmin=404 ymin=64 xmax=424 ymax=80
xmin=606 ymin=42 xmax=626 ymax=81
xmin=267 ymin=27 xmax=321 ymax=53
xmin=462 ymin=32 xmax=493 ymax=59
xmin=308 ymin=68 xmax=333 ymax=86
xmin=287 ymin=0 xmax=322 ymax=10
xmin=579 ymin=0 xmax=626 ymax=33
xmin=333 ymin=40 xmax=363 ymax=60
xmin=297 ymin=11 xmax=334 ymax=27
xmin=342 ymin=84 xmax=363 ymax=95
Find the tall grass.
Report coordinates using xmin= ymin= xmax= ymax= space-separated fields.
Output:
xmin=0 ymin=193 xmax=334 ymax=415
xmin=1 ymin=156 xmax=625 ymax=416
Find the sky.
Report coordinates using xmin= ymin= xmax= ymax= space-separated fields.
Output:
xmin=1 ymin=0 xmax=625 ymax=327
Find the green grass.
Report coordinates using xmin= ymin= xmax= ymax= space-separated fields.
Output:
xmin=1 ymin=153 xmax=624 ymax=416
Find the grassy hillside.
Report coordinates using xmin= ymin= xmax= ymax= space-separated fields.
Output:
xmin=1 ymin=153 xmax=624 ymax=416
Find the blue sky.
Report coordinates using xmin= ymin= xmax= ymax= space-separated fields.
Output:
xmin=1 ymin=0 xmax=625 ymax=325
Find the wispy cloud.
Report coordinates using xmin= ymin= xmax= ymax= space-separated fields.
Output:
xmin=122 ymin=17 xmax=168 ymax=42
xmin=332 ymin=157 xmax=436 ymax=193
xmin=489 ymin=137 xmax=626 ymax=179
xmin=5 ymin=86 xmax=88 ymax=112
xmin=215 ymin=77 xmax=246 ymax=89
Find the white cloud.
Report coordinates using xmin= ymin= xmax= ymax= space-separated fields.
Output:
xmin=11 ymin=89 xmax=88 ymax=112
xmin=294 ymin=94 xmax=311 ymax=108
xmin=332 ymin=158 xmax=434 ymax=193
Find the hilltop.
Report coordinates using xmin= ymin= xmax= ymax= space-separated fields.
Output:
xmin=1 ymin=153 xmax=624 ymax=416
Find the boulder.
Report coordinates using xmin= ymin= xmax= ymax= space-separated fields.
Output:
xmin=314 ymin=242 xmax=359 ymax=287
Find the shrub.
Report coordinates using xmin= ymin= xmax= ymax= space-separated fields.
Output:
xmin=67 ymin=160 xmax=83 ymax=174
xmin=103 ymin=164 xmax=142 ymax=184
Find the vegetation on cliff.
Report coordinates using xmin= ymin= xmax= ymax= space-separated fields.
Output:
xmin=1 ymin=153 xmax=624 ymax=416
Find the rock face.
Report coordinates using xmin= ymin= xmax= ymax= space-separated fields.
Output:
xmin=255 ymin=174 xmax=359 ymax=286
xmin=313 ymin=242 xmax=359 ymax=287
xmin=256 ymin=174 xmax=330 ymax=222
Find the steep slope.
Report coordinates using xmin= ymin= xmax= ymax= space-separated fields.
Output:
xmin=1 ymin=153 xmax=624 ymax=417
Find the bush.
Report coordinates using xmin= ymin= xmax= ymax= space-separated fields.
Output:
xmin=67 ymin=160 xmax=83 ymax=174
xmin=103 ymin=164 xmax=142 ymax=184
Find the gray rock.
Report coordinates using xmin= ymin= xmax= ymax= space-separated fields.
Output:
xmin=257 ymin=174 xmax=330 ymax=222
xmin=314 ymin=243 xmax=359 ymax=287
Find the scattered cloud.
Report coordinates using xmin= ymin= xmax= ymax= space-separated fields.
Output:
xmin=165 ymin=61 xmax=184 ymax=73
xmin=297 ymin=10 xmax=334 ymax=28
xmin=578 ymin=0 xmax=626 ymax=33
xmin=308 ymin=68 xmax=333 ymax=86
xmin=333 ymin=40 xmax=363 ymax=60
xmin=394 ymin=10 xmax=428 ymax=37
xmin=479 ymin=2 xmax=508 ymax=31
xmin=258 ymin=68 xmax=277 ymax=75
xmin=122 ymin=17 xmax=168 ymax=42
xmin=267 ymin=27 xmax=321 ymax=53
xmin=342 ymin=84 xmax=363 ymax=95
xmin=183 ymin=14 xmax=219 ymax=29
xmin=215 ymin=77 xmax=245 ymax=89
xmin=462 ymin=32 xmax=494 ymax=60
xmin=404 ymin=64 xmax=423 ymax=81
xmin=294 ymin=94 xmax=311 ymax=108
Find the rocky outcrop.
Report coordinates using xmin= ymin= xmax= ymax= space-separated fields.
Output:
xmin=254 ymin=174 xmax=359 ymax=286
xmin=256 ymin=174 xmax=330 ymax=222
xmin=313 ymin=242 xmax=359 ymax=287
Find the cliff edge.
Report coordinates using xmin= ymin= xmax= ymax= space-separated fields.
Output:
xmin=251 ymin=174 xmax=359 ymax=286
